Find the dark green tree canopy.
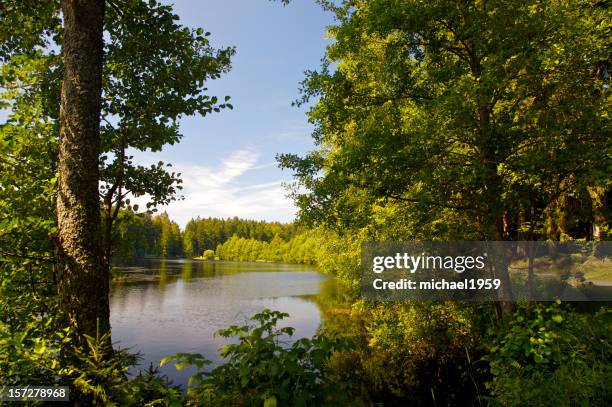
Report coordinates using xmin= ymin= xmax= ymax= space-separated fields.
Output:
xmin=280 ymin=0 xmax=610 ymax=240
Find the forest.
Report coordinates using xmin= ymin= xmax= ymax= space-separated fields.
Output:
xmin=111 ymin=210 xmax=320 ymax=264
xmin=1 ymin=0 xmax=610 ymax=406
xmin=111 ymin=212 xmax=298 ymax=259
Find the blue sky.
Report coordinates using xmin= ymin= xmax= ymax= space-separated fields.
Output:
xmin=130 ymin=1 xmax=334 ymax=227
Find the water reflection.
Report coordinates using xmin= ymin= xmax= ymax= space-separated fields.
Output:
xmin=110 ymin=259 xmax=339 ymax=388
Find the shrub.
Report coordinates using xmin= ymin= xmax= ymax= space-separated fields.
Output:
xmin=326 ymin=301 xmax=490 ymax=406
xmin=201 ymin=249 xmax=215 ymax=260
xmin=485 ymin=301 xmax=611 ymax=406
xmin=1 ymin=318 xmax=185 ymax=406
xmin=162 ymin=309 xmax=353 ymax=406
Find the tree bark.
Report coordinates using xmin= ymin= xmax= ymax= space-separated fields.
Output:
xmin=488 ymin=217 xmax=515 ymax=319
xmin=476 ymin=127 xmax=515 ymax=318
xmin=467 ymin=43 xmax=515 ymax=319
xmin=478 ymin=127 xmax=515 ymax=319
xmin=56 ymin=0 xmax=109 ymax=342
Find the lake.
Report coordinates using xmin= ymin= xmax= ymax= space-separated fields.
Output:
xmin=110 ymin=258 xmax=339 ymax=388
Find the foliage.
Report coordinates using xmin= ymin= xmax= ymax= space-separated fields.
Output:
xmin=2 ymin=0 xmax=610 ymax=406
xmin=280 ymin=0 xmax=610 ymax=241
xmin=0 ymin=0 xmax=229 ymax=404
xmin=64 ymin=331 xmax=185 ymax=406
xmin=311 ymin=228 xmax=362 ymax=290
xmin=0 ymin=31 xmax=59 ymax=387
xmin=273 ymin=3 xmax=611 ymax=403
xmin=183 ymin=216 xmax=297 ymax=257
xmin=99 ymin=0 xmax=234 ymax=264
xmin=162 ymin=309 xmax=353 ymax=406
xmin=215 ymin=232 xmax=318 ymax=264
xmin=113 ymin=214 xmax=301 ymax=260
xmin=0 ymin=318 xmax=185 ymax=406
xmin=1 ymin=0 xmax=234 ymax=267
xmin=0 ymin=316 xmax=60 ymax=386
xmin=485 ymin=302 xmax=612 ymax=406
xmin=112 ymin=211 xmax=182 ymax=258
xmin=201 ymin=249 xmax=215 ymax=260
xmin=324 ymin=301 xmax=491 ymax=406
xmin=64 ymin=331 xmax=140 ymax=405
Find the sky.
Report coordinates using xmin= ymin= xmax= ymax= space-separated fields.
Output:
xmin=129 ymin=0 xmax=335 ymax=227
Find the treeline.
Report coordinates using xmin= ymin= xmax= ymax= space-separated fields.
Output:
xmin=111 ymin=212 xmax=298 ymax=259
xmin=215 ymin=233 xmax=318 ymax=264
xmin=112 ymin=210 xmax=345 ymax=269
xmin=183 ymin=217 xmax=296 ymax=257
xmin=113 ymin=212 xmax=182 ymax=258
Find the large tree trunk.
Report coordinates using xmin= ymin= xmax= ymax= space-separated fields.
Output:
xmin=56 ymin=0 xmax=109 ymax=342
xmin=488 ymin=215 xmax=515 ymax=319
xmin=477 ymin=107 xmax=515 ymax=319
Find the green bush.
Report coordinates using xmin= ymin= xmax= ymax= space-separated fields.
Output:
xmin=201 ymin=249 xmax=215 ymax=260
xmin=486 ymin=301 xmax=611 ymax=406
xmin=0 ymin=318 xmax=185 ymax=406
xmin=162 ymin=309 xmax=353 ymax=406
xmin=326 ymin=301 xmax=490 ymax=406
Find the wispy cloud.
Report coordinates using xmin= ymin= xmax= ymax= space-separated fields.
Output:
xmin=131 ymin=148 xmax=297 ymax=227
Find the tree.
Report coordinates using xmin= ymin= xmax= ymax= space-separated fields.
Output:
xmin=280 ymin=0 xmax=610 ymax=317
xmin=0 ymin=4 xmax=60 ymax=379
xmin=202 ymin=249 xmax=215 ymax=260
xmin=1 ymin=0 xmax=233 ymax=345
xmin=56 ymin=0 xmax=108 ymax=341
xmin=98 ymin=1 xmax=234 ymax=268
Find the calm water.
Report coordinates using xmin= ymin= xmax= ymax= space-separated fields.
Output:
xmin=110 ymin=258 xmax=335 ymax=388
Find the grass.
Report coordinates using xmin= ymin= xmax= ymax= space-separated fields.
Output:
xmin=581 ymin=258 xmax=612 ymax=283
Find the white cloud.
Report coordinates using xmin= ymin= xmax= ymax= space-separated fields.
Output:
xmin=130 ymin=148 xmax=297 ymax=227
